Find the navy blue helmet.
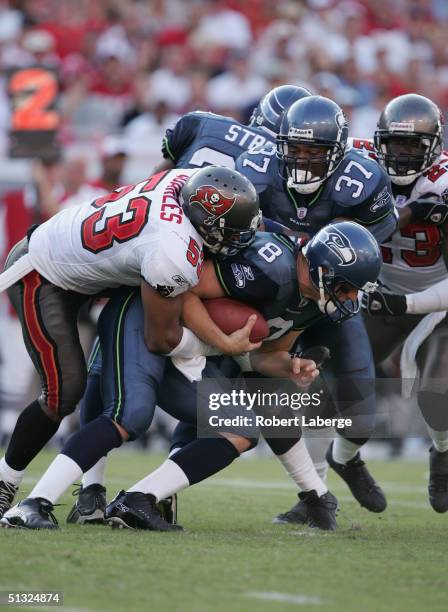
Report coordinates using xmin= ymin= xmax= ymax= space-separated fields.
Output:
xmin=182 ymin=166 xmax=261 ymax=256
xmin=277 ymin=95 xmax=348 ymax=194
xmin=302 ymin=221 xmax=381 ymax=322
xmin=249 ymin=85 xmax=312 ymax=135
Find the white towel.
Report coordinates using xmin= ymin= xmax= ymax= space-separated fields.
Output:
xmin=400 ymin=311 xmax=446 ymax=398
xmin=0 ymin=254 xmax=34 ymax=292
xmin=171 ymin=356 xmax=206 ymax=382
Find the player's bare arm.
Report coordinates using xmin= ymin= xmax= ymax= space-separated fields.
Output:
xmin=140 ymin=279 xmax=184 ymax=354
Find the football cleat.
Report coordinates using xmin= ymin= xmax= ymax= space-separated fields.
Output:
xmin=326 ymin=442 xmax=387 ymax=513
xmin=157 ymin=494 xmax=178 ymax=525
xmin=299 ymin=490 xmax=338 ymax=531
xmin=272 ymin=499 xmax=308 ymax=525
xmin=0 ymin=480 xmax=18 ymax=518
xmin=66 ymin=484 xmax=107 ymax=525
xmin=105 ymin=490 xmax=183 ymax=532
xmin=0 ymin=497 xmax=58 ymax=530
xmin=428 ymin=446 xmax=448 ymax=513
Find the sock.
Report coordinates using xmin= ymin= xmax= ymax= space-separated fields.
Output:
xmin=128 ymin=459 xmax=190 ymax=501
xmin=0 ymin=457 xmax=25 ymax=486
xmin=61 ymin=416 xmax=122 ymax=473
xmin=332 ymin=437 xmax=361 ymax=465
xmin=82 ymin=456 xmax=107 ymax=488
xmin=128 ymin=437 xmax=239 ymax=501
xmin=170 ymin=437 xmax=239 ymax=484
xmin=29 ymin=454 xmax=82 ymax=504
xmin=305 ymin=431 xmax=333 ymax=482
xmin=427 ymin=427 xmax=448 ymax=453
xmin=277 ymin=439 xmax=328 ymax=496
xmin=5 ymin=400 xmax=60 ymax=471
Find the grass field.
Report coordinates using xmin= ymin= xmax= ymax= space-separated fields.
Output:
xmin=0 ymin=448 xmax=446 ymax=612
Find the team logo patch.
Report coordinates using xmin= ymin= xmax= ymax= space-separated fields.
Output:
xmin=242 ymin=265 xmax=254 ymax=281
xmin=321 ymin=228 xmax=357 ymax=266
xmin=172 ymin=274 xmax=188 ymax=287
xmin=297 ymin=207 xmax=308 ymax=220
xmin=231 ymin=263 xmax=245 ymax=288
xmin=370 ymin=186 xmax=392 ymax=212
xmin=231 ymin=264 xmax=254 ymax=288
xmin=190 ymin=186 xmax=236 ymax=226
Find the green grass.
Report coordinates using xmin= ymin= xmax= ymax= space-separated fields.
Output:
xmin=0 ymin=449 xmax=446 ymax=612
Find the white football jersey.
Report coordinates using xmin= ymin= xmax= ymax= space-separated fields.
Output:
xmin=28 ymin=169 xmax=204 ymax=296
xmin=348 ymin=137 xmax=448 ymax=294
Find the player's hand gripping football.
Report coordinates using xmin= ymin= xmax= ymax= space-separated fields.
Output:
xmin=223 ymin=315 xmax=263 ymax=355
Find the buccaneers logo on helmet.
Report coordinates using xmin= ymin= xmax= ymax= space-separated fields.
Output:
xmin=189 ymin=186 xmax=236 ymax=225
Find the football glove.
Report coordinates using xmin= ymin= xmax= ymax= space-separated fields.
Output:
xmin=407 ymin=192 xmax=448 ymax=225
xmin=363 ymin=290 xmax=407 ymax=316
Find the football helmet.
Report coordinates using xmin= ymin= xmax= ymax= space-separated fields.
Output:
xmin=249 ymin=85 xmax=312 ymax=135
xmin=277 ymin=96 xmax=348 ymax=194
xmin=182 ymin=166 xmax=261 ymax=256
xmin=302 ymin=221 xmax=381 ymax=322
xmin=374 ymin=94 xmax=443 ymax=186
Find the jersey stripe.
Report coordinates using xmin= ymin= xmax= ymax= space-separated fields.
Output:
xmin=22 ymin=271 xmax=60 ymax=412
xmin=213 ymin=260 xmax=231 ymax=295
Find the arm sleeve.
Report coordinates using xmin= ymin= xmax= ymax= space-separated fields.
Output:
xmin=406 ymin=278 xmax=448 ymax=314
xmin=141 ymin=236 xmax=200 ymax=298
xmin=161 ymin=113 xmax=200 ymax=162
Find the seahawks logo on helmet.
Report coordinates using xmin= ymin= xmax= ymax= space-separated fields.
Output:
xmin=321 ymin=228 xmax=357 ymax=266
xmin=189 ymin=186 xmax=237 ymax=226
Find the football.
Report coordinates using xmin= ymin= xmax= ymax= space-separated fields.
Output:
xmin=203 ymin=297 xmax=269 ymax=342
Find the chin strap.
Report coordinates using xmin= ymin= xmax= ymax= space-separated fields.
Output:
xmin=316 ymin=266 xmax=337 ymax=315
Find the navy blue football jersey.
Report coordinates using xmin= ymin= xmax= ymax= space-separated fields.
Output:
xmin=214 ymin=231 xmax=324 ymax=340
xmin=235 ymin=146 xmax=397 ymax=243
xmin=162 ymin=111 xmax=275 ymax=169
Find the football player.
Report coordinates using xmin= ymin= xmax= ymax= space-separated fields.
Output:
xmin=156 ymin=85 xmax=312 ymax=173
xmin=100 ymin=220 xmax=381 ymax=532
xmin=0 ymin=166 xmax=261 ymax=525
xmin=66 ymin=84 xmax=313 ymax=517
xmin=236 ymin=96 xmax=397 ymax=516
xmin=357 ymin=94 xmax=448 ymax=513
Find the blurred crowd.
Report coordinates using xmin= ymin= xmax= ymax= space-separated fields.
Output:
xmin=0 ymin=0 xmax=444 ymax=450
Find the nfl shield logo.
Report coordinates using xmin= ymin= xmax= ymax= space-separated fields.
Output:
xmin=297 ymin=207 xmax=307 ymax=220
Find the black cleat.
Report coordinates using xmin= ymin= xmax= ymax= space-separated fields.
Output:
xmin=326 ymin=442 xmax=387 ymax=513
xmin=299 ymin=490 xmax=338 ymax=531
xmin=157 ymin=494 xmax=178 ymax=525
xmin=0 ymin=497 xmax=58 ymax=530
xmin=105 ymin=490 xmax=183 ymax=532
xmin=272 ymin=499 xmax=308 ymax=525
xmin=0 ymin=480 xmax=18 ymax=518
xmin=428 ymin=446 xmax=448 ymax=513
xmin=66 ymin=484 xmax=107 ymax=524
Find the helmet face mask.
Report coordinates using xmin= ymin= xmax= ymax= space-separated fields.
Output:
xmin=198 ymin=213 xmax=262 ymax=256
xmin=277 ymin=96 xmax=348 ymax=194
xmin=278 ymin=139 xmax=344 ymax=194
xmin=374 ymin=94 xmax=443 ymax=186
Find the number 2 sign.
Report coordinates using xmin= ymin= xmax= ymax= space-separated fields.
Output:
xmin=7 ymin=66 xmax=60 ymax=160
